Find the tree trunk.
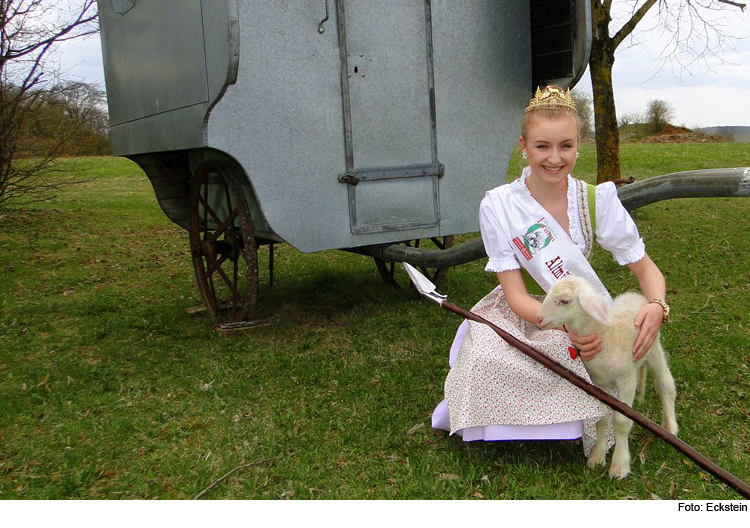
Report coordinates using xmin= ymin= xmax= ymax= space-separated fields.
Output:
xmin=589 ymin=6 xmax=620 ymax=184
xmin=590 ymin=47 xmax=620 ymax=184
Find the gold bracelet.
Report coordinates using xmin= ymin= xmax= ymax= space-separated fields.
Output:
xmin=649 ymin=298 xmax=670 ymax=323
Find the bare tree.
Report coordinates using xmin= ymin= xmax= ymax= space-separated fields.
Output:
xmin=589 ymin=0 xmax=745 ymax=184
xmin=619 ymin=110 xmax=646 ymax=138
xmin=645 ymin=99 xmax=675 ymax=133
xmin=0 ymin=0 xmax=98 ymax=206
xmin=17 ymin=80 xmax=109 ymax=157
xmin=572 ymin=89 xmax=594 ymax=139
xmin=55 ymin=80 xmax=110 ymax=155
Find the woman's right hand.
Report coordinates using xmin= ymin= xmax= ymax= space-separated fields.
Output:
xmin=567 ymin=329 xmax=602 ymax=360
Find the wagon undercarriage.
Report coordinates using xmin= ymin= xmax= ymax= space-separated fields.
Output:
xmin=133 ymin=153 xmax=750 ymax=327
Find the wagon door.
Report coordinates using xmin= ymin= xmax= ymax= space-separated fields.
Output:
xmin=337 ymin=0 xmax=440 ymax=235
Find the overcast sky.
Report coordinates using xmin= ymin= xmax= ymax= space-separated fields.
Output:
xmin=55 ymin=3 xmax=749 ymax=128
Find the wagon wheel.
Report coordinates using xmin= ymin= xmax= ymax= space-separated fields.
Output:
xmin=188 ymin=162 xmax=259 ymax=322
xmin=374 ymin=236 xmax=455 ymax=287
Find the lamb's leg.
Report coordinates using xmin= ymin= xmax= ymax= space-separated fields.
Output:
xmin=647 ymin=342 xmax=678 ymax=435
xmin=636 ymin=365 xmax=647 ymax=403
xmin=587 ymin=402 xmax=609 ymax=468
xmin=609 ymin=374 xmax=637 ymax=479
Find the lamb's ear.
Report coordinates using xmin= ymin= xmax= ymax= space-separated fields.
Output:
xmin=577 ymin=290 xmax=612 ymax=326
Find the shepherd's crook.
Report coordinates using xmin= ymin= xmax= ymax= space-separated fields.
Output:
xmin=403 ymin=263 xmax=750 ymax=499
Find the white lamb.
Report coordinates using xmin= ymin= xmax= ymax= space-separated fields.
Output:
xmin=536 ymin=276 xmax=678 ymax=479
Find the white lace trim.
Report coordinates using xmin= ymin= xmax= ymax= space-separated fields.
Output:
xmin=566 ymin=178 xmax=583 ymax=251
xmin=518 ymin=167 xmax=585 ymax=253
xmin=485 ymin=257 xmax=521 ymax=274
xmin=612 ymin=240 xmax=647 ymax=266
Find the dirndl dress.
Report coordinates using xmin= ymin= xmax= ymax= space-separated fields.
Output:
xmin=431 ymin=174 xmax=647 ymax=455
xmin=431 ymin=288 xmax=612 ymax=454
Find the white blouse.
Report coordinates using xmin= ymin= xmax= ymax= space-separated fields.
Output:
xmin=480 ymin=173 xmax=646 ymax=274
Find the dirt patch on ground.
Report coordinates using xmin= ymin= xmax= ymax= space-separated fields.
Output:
xmin=639 ymin=124 xmax=730 ymax=144
xmin=618 ymin=123 xmax=732 ymax=144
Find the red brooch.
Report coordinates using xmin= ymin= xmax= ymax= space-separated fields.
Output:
xmin=568 ymin=346 xmax=578 ymax=360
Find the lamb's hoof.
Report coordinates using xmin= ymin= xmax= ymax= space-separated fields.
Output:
xmin=664 ymin=421 xmax=679 ymax=436
xmin=608 ymin=460 xmax=631 ymax=480
xmin=587 ymin=449 xmax=606 ymax=468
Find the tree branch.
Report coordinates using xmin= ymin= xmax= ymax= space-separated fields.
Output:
xmin=5 ymin=2 xmax=97 ymax=62
xmin=613 ymin=0 xmax=658 ymax=49
xmin=193 ymin=454 xmax=284 ymax=500
xmin=717 ymin=0 xmax=745 ymax=10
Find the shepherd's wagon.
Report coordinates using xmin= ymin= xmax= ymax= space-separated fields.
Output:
xmin=96 ymin=0 xmax=749 ymax=325
xmin=96 ymin=0 xmax=590 ymax=323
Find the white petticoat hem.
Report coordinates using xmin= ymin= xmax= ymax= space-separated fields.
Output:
xmin=432 ymin=398 xmax=584 ymax=441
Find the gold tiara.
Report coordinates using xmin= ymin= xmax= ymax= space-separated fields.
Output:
xmin=525 ymin=86 xmax=577 ymax=114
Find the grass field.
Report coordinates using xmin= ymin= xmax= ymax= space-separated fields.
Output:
xmin=1 ymin=143 xmax=749 ymax=499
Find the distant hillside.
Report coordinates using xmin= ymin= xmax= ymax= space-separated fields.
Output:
xmin=619 ymin=123 xmax=729 ymax=143
xmin=698 ymin=126 xmax=750 ymax=142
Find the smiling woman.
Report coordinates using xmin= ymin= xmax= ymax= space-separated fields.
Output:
xmin=432 ymin=86 xmax=669 ymax=475
xmin=521 ymin=116 xmax=579 ymax=197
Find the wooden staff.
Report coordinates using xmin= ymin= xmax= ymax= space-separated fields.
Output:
xmin=439 ymin=300 xmax=750 ymax=499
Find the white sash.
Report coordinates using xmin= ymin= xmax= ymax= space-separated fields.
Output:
xmin=488 ymin=169 xmax=612 ymax=304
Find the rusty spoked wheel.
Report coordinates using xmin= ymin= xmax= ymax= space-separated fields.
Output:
xmin=374 ymin=235 xmax=454 ymax=287
xmin=188 ymin=162 xmax=258 ymax=322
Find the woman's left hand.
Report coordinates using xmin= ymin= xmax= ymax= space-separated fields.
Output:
xmin=632 ymin=303 xmax=664 ymax=361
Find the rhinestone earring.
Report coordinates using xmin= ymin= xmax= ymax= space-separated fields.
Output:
xmin=522 ymin=151 xmax=528 ymax=160
xmin=576 ymin=152 xmax=580 ymax=159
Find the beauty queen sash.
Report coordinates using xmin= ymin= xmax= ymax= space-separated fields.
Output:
xmin=487 ymin=169 xmax=613 ymax=304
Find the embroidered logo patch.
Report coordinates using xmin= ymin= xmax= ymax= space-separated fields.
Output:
xmin=512 ymin=222 xmax=554 ymax=261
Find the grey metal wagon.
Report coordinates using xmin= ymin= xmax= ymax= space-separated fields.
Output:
xmin=97 ymin=0 xmax=592 ymax=322
xmin=97 ymin=0 xmax=750 ymax=325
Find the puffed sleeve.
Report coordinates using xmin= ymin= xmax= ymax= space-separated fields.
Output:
xmin=479 ymin=194 xmax=521 ymax=273
xmin=595 ymin=182 xmax=646 ymax=265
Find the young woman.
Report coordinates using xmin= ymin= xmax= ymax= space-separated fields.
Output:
xmin=432 ymin=86 xmax=669 ymax=454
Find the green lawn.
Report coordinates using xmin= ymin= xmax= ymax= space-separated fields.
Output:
xmin=1 ymin=143 xmax=749 ymax=499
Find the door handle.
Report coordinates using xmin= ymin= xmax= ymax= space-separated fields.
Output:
xmin=318 ymin=0 xmax=329 ymax=34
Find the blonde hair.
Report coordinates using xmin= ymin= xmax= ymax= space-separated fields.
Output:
xmin=521 ymin=86 xmax=581 ymax=140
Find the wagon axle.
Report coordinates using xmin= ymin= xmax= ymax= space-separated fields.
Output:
xmin=198 ymin=237 xmax=240 ymax=264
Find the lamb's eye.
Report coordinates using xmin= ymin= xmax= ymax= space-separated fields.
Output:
xmin=558 ymin=299 xmax=570 ymax=306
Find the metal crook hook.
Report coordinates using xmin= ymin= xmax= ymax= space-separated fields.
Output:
xmin=318 ymin=0 xmax=330 ymax=34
